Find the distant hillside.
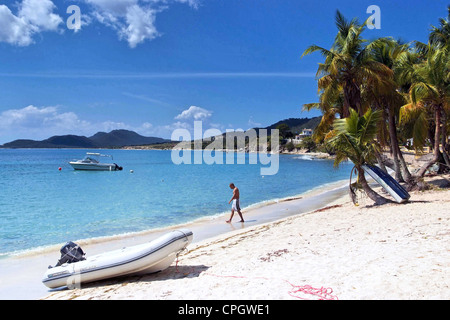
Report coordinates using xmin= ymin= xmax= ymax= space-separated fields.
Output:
xmin=45 ymin=135 xmax=97 ymax=148
xmin=168 ymin=116 xmax=323 ymax=151
xmin=89 ymin=130 xmax=168 ymax=147
xmin=0 ymin=118 xmax=321 ymax=149
xmin=1 ymin=130 xmax=170 ymax=148
xmin=264 ymin=117 xmax=321 ymax=133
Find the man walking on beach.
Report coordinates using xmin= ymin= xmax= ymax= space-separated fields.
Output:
xmin=227 ymin=183 xmax=244 ymax=223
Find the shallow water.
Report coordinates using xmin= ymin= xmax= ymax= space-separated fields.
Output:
xmin=0 ymin=149 xmax=352 ymax=257
xmin=0 ymin=148 xmax=354 ymax=299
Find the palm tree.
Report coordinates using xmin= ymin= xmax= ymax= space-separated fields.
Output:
xmin=327 ymin=108 xmax=390 ymax=205
xmin=367 ymin=37 xmax=413 ymax=183
xmin=301 ymin=12 xmax=414 ymax=184
xmin=398 ymin=44 xmax=450 ymax=176
xmin=302 ymin=99 xmax=342 ymax=143
xmin=428 ymin=5 xmax=450 ymax=168
xmin=429 ymin=5 xmax=450 ymax=49
xmin=301 ymin=10 xmax=392 ymax=118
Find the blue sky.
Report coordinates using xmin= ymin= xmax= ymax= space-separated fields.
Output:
xmin=0 ymin=0 xmax=448 ymax=143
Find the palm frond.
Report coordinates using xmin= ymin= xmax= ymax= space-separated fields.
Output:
xmin=399 ymin=103 xmax=429 ymax=151
xmin=358 ymin=108 xmax=383 ymax=144
xmin=302 ymin=103 xmax=321 ymax=112
xmin=301 ymin=45 xmax=336 ymax=59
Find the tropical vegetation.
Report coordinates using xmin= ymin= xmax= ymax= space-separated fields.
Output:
xmin=328 ymin=108 xmax=390 ymax=204
xmin=302 ymin=7 xmax=450 ymax=203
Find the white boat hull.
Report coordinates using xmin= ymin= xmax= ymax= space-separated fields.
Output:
xmin=362 ymin=165 xmax=410 ymax=203
xmin=42 ymin=229 xmax=193 ymax=289
xmin=69 ymin=162 xmax=119 ymax=171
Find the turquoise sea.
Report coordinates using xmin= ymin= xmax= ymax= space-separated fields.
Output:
xmin=0 ymin=149 xmax=353 ymax=258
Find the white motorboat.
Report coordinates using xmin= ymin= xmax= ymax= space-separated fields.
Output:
xmin=69 ymin=152 xmax=123 ymax=171
xmin=42 ymin=229 xmax=193 ymax=289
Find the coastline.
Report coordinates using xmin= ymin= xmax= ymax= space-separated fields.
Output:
xmin=41 ymin=174 xmax=450 ymax=300
xmin=0 ymin=178 xmax=349 ymax=300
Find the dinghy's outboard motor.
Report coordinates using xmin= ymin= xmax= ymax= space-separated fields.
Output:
xmin=49 ymin=241 xmax=86 ymax=268
xmin=114 ymin=163 xmax=123 ymax=171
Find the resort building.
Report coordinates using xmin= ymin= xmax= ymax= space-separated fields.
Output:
xmin=300 ymin=128 xmax=313 ymax=137
xmin=288 ymin=128 xmax=314 ymax=145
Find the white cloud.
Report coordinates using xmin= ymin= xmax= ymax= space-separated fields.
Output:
xmin=0 ymin=105 xmax=162 ymax=143
xmin=19 ymin=0 xmax=63 ymax=32
xmin=140 ymin=121 xmax=153 ymax=132
xmin=123 ymin=4 xmax=158 ymax=48
xmin=0 ymin=103 xmax=221 ymax=144
xmin=175 ymin=106 xmax=212 ymax=121
xmin=85 ymin=0 xmax=159 ymax=48
xmin=0 ymin=5 xmax=34 ymax=46
xmin=84 ymin=0 xmax=200 ymax=47
xmin=248 ymin=116 xmax=262 ymax=128
xmin=0 ymin=0 xmax=63 ymax=46
xmin=97 ymin=120 xmax=129 ymax=132
xmin=0 ymin=0 xmax=200 ymax=47
xmin=0 ymin=105 xmax=90 ymax=138
xmin=173 ymin=0 xmax=201 ymax=9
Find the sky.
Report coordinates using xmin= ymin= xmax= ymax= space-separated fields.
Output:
xmin=0 ymin=0 xmax=448 ymax=143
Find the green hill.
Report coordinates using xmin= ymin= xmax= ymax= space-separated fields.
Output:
xmin=1 ymin=130 xmax=170 ymax=148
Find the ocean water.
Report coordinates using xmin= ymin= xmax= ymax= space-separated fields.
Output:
xmin=0 ymin=149 xmax=353 ymax=257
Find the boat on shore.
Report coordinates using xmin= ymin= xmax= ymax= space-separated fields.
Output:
xmin=42 ymin=229 xmax=193 ymax=289
xmin=362 ymin=164 xmax=410 ymax=203
xmin=69 ymin=152 xmax=123 ymax=171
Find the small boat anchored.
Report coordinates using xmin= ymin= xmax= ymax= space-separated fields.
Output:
xmin=42 ymin=229 xmax=193 ymax=289
xmin=69 ymin=152 xmax=123 ymax=171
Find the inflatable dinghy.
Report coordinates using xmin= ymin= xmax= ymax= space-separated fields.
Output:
xmin=42 ymin=229 xmax=193 ymax=289
xmin=362 ymin=165 xmax=410 ymax=203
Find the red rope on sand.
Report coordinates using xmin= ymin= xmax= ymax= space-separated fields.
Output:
xmin=175 ymin=255 xmax=338 ymax=300
xmin=286 ymin=281 xmax=338 ymax=300
xmin=202 ymin=272 xmax=339 ymax=300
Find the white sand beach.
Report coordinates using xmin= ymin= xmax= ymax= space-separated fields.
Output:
xmin=42 ymin=174 xmax=450 ymax=300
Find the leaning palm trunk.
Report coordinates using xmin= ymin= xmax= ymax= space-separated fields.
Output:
xmin=357 ymin=166 xmax=390 ymax=205
xmin=387 ymin=107 xmax=413 ymax=182
xmin=387 ymin=107 xmax=404 ymax=181
xmin=416 ymin=105 xmax=443 ymax=177
xmin=441 ymin=110 xmax=450 ymax=168
xmin=396 ymin=143 xmax=413 ymax=181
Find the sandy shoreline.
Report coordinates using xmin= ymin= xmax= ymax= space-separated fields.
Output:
xmin=42 ymin=175 xmax=450 ymax=300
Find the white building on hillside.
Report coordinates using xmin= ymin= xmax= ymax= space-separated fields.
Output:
xmin=300 ymin=128 xmax=313 ymax=137
xmin=289 ymin=128 xmax=313 ymax=145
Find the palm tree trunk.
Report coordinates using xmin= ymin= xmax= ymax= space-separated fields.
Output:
xmin=441 ymin=110 xmax=450 ymax=168
xmin=375 ymin=150 xmax=387 ymax=173
xmin=342 ymin=88 xmax=351 ymax=118
xmin=357 ymin=166 xmax=390 ymax=205
xmin=343 ymin=80 xmax=362 ymax=118
xmin=387 ymin=106 xmax=412 ymax=182
xmin=416 ymin=105 xmax=442 ymax=177
xmin=387 ymin=107 xmax=404 ymax=182
xmin=396 ymin=143 xmax=413 ymax=181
